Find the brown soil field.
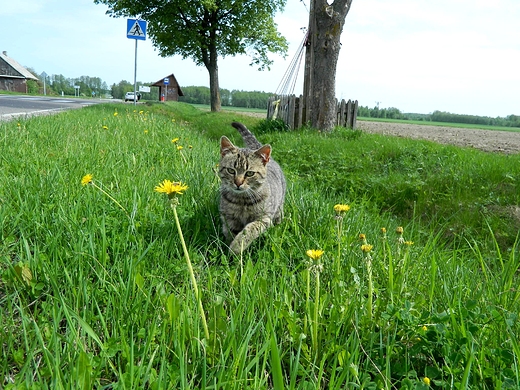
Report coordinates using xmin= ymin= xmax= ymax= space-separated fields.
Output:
xmin=357 ymin=121 xmax=520 ymax=154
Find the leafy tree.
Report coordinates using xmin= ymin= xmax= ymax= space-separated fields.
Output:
xmin=94 ymin=0 xmax=289 ymax=112
xmin=306 ymin=0 xmax=353 ymax=131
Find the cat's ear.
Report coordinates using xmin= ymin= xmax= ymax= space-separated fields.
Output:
xmin=255 ymin=144 xmax=271 ymax=165
xmin=220 ymin=136 xmax=236 ymax=157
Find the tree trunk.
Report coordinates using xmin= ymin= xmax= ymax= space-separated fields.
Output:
xmin=202 ymin=21 xmax=222 ymax=112
xmin=309 ymin=0 xmax=352 ymax=131
xmin=207 ymin=60 xmax=222 ymax=112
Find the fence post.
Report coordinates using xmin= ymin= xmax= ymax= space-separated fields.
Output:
xmin=351 ymin=100 xmax=358 ymax=129
xmin=296 ymin=95 xmax=303 ymax=129
xmin=346 ymin=100 xmax=352 ymax=128
xmin=288 ymin=95 xmax=296 ymax=129
xmin=267 ymin=96 xmax=274 ymax=119
xmin=339 ymin=99 xmax=346 ymax=127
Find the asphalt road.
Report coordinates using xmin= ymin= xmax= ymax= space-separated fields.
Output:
xmin=0 ymin=95 xmax=110 ymax=121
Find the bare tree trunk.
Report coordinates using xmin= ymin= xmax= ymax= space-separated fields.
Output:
xmin=308 ymin=0 xmax=352 ymax=131
xmin=202 ymin=24 xmax=222 ymax=112
xmin=208 ymin=59 xmax=222 ymax=112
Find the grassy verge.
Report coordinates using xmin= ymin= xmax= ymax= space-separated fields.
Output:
xmin=1 ymin=102 xmax=519 ymax=389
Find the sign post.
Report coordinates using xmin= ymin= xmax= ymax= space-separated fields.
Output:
xmin=41 ymin=71 xmax=48 ymax=96
xmin=126 ymin=19 xmax=147 ymax=105
xmin=163 ymin=77 xmax=169 ymax=101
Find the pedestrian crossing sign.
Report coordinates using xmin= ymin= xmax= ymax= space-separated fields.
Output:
xmin=127 ymin=19 xmax=147 ymax=41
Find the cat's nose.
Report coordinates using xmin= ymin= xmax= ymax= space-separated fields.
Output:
xmin=234 ymin=176 xmax=245 ymax=188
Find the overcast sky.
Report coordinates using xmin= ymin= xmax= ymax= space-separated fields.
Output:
xmin=2 ymin=0 xmax=519 ymax=117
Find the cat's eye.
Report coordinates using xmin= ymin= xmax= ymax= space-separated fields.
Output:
xmin=226 ymin=168 xmax=236 ymax=175
xmin=245 ymin=171 xmax=255 ymax=177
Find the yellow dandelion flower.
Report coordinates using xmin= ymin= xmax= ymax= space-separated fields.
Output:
xmin=81 ymin=174 xmax=93 ymax=186
xmin=306 ymin=249 xmax=324 ymax=261
xmin=359 ymin=233 xmax=366 ymax=241
xmin=113 ymin=112 xmax=118 ymax=116
xmin=171 ymin=138 xmax=180 ymax=143
xmin=188 ymin=145 xmax=193 ymax=149
xmin=102 ymin=125 xmax=108 ymax=130
xmin=422 ymin=377 xmax=431 ymax=386
xmin=381 ymin=227 xmax=387 ymax=234
xmin=334 ymin=204 xmax=350 ymax=213
xmin=177 ymin=145 xmax=183 ymax=150
xmin=405 ymin=241 xmax=414 ymax=246
xmin=17 ymin=123 xmax=21 ymax=127
xmin=361 ymin=244 xmax=373 ymax=253
xmin=139 ymin=110 xmax=144 ymax=114
xmin=396 ymin=226 xmax=404 ymax=235
xmin=154 ymin=180 xmax=188 ymax=197
xmin=144 ymin=129 xmax=149 ymax=134
xmin=422 ymin=325 xmax=428 ymax=331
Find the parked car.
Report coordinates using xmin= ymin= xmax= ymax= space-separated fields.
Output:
xmin=124 ymin=91 xmax=141 ymax=102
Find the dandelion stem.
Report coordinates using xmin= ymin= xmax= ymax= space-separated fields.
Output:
xmin=179 ymin=150 xmax=188 ymax=164
xmin=366 ymin=254 xmax=373 ymax=323
xmin=91 ymin=182 xmax=129 ymax=217
xmin=313 ymin=267 xmax=320 ymax=357
xmin=172 ymin=203 xmax=210 ymax=341
xmin=335 ymin=218 xmax=343 ymax=276
xmin=304 ymin=268 xmax=310 ymax=336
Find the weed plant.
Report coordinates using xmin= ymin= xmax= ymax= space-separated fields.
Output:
xmin=1 ymin=103 xmax=519 ymax=388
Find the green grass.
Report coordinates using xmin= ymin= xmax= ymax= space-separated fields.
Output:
xmin=1 ymin=102 xmax=519 ymax=389
xmin=190 ymin=103 xmax=267 ymax=115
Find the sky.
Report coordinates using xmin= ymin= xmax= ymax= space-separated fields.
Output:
xmin=2 ymin=0 xmax=519 ymax=117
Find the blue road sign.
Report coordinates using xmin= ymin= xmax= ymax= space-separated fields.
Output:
xmin=127 ymin=19 xmax=147 ymax=41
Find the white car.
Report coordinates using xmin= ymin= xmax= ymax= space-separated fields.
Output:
xmin=124 ymin=91 xmax=141 ymax=102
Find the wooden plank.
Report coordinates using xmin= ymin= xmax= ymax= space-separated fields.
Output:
xmin=288 ymin=95 xmax=296 ymax=129
xmin=352 ymin=100 xmax=358 ymax=129
xmin=296 ymin=95 xmax=303 ymax=129
xmin=346 ymin=99 xmax=352 ymax=128
xmin=339 ymin=99 xmax=346 ymax=127
xmin=267 ymin=96 xmax=274 ymax=119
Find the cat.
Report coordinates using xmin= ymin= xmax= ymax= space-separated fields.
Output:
xmin=219 ymin=122 xmax=286 ymax=254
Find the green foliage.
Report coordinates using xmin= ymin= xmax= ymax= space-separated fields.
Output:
xmin=253 ymin=118 xmax=290 ymax=134
xmin=180 ymin=86 xmax=274 ymax=109
xmin=95 ymin=0 xmax=288 ymax=70
xmin=0 ymin=103 xmax=519 ymax=388
xmin=271 ymin=128 xmax=520 ymax=249
xmin=95 ymin=0 xmax=288 ymax=110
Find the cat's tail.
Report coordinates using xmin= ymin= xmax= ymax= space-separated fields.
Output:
xmin=231 ymin=122 xmax=263 ymax=149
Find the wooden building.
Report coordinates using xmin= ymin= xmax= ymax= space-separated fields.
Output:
xmin=0 ymin=51 xmax=38 ymax=93
xmin=151 ymin=74 xmax=183 ymax=101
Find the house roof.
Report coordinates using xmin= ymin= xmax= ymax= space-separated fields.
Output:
xmin=0 ymin=51 xmax=38 ymax=80
xmin=150 ymin=73 xmax=184 ymax=96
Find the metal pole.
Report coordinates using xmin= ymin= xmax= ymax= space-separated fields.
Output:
xmin=133 ymin=39 xmax=138 ymax=105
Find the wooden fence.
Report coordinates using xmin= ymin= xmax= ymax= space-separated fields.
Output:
xmin=267 ymin=95 xmax=358 ymax=130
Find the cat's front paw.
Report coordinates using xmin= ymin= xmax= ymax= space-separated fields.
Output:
xmin=229 ymin=237 xmax=246 ymax=255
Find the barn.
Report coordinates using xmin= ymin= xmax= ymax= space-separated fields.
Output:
xmin=151 ymin=74 xmax=184 ymax=101
xmin=0 ymin=51 xmax=38 ymax=93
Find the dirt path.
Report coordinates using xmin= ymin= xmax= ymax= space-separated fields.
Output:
xmin=357 ymin=121 xmax=520 ymax=154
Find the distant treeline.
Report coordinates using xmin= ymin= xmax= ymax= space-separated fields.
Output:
xmin=22 ymin=68 xmax=520 ymax=127
xmin=358 ymin=105 xmax=520 ymax=128
xmin=179 ymin=86 xmax=271 ymax=109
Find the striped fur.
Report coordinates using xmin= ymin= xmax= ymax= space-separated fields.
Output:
xmin=219 ymin=122 xmax=286 ymax=254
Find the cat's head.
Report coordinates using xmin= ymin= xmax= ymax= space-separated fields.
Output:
xmin=219 ymin=136 xmax=271 ymax=193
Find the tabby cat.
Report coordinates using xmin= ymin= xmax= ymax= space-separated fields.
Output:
xmin=219 ymin=122 xmax=286 ymax=254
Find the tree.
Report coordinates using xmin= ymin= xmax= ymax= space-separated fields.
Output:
xmin=304 ymin=0 xmax=353 ymax=131
xmin=94 ymin=0 xmax=288 ymax=112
